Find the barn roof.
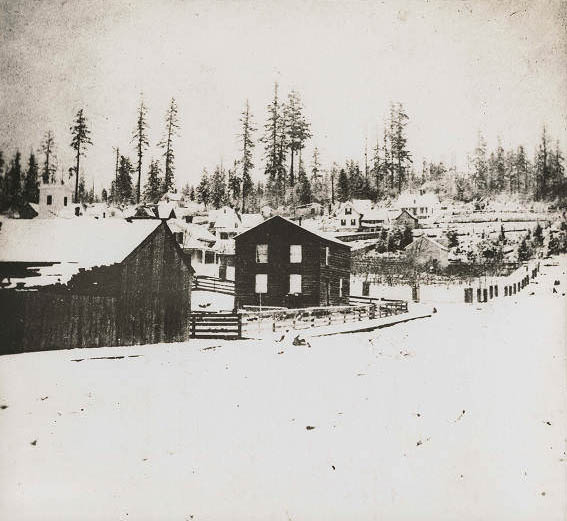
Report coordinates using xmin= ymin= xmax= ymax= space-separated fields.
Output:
xmin=0 ymin=218 xmax=162 ymax=265
xmin=234 ymin=215 xmax=350 ymax=248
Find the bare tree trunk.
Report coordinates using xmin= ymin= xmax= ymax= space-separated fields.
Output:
xmin=74 ymin=145 xmax=80 ymax=203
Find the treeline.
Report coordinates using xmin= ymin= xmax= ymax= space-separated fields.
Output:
xmin=1 ymin=82 xmax=566 ymax=214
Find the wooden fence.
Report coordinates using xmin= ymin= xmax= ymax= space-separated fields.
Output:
xmin=189 ymin=312 xmax=242 ymax=339
xmin=241 ymin=300 xmax=408 ymax=337
xmin=192 ymin=275 xmax=235 ymax=295
xmin=349 ymin=294 xmax=409 ymax=313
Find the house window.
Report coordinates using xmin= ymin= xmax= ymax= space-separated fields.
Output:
xmin=290 ymin=245 xmax=302 ymax=263
xmin=345 ymin=207 xmax=352 ymax=215
xmin=340 ymin=219 xmax=346 ymax=226
xmin=289 ymin=274 xmax=302 ymax=294
xmin=325 ymin=246 xmax=329 ymax=265
xmin=339 ymin=278 xmax=344 ymax=297
xmin=351 ymin=219 xmax=356 ymax=226
xmin=46 ymin=195 xmax=52 ymax=205
xmin=255 ymin=273 xmax=268 ymax=294
xmin=64 ymin=196 xmax=68 ymax=206
xmin=220 ymin=232 xmax=228 ymax=240
xmin=256 ymin=244 xmax=268 ymax=263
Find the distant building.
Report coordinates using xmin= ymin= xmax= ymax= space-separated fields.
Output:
xmin=234 ymin=215 xmax=351 ymax=309
xmin=395 ymin=191 xmax=440 ymax=221
xmin=37 ymin=181 xmax=76 ymax=218
xmin=360 ymin=208 xmax=390 ymax=231
xmin=393 ymin=209 xmax=419 ymax=229
xmin=332 ymin=201 xmax=363 ymax=231
xmin=209 ymin=206 xmax=242 ymax=239
xmin=404 ymin=235 xmax=449 ymax=267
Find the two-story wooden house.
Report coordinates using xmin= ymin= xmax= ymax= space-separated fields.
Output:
xmin=234 ymin=216 xmax=351 ymax=309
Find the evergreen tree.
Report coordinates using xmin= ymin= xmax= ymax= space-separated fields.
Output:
xmin=210 ymin=166 xmax=227 ymax=209
xmin=283 ymin=89 xmax=311 ymax=187
xmin=261 ymin=82 xmax=287 ymax=206
xmin=132 ymin=95 xmax=149 ymax=203
xmin=227 ymin=161 xmax=241 ymax=207
xmin=190 ymin=186 xmax=195 ymax=201
xmin=5 ymin=151 xmax=23 ymax=210
xmin=329 ymin=162 xmax=339 ymax=205
xmin=447 ymin=229 xmax=459 ymax=249
xmin=239 ymin=99 xmax=256 ymax=212
xmin=390 ymin=102 xmax=412 ymax=193
xmin=534 ymin=126 xmax=551 ymax=200
xmin=346 ymin=160 xmax=364 ymax=199
xmin=295 ymin=155 xmax=312 ymax=204
xmin=471 ymin=132 xmax=488 ymax=193
xmin=101 ymin=188 xmax=108 ymax=202
xmin=78 ymin=175 xmax=86 ymax=203
xmin=116 ymin=155 xmax=134 ymax=204
xmin=143 ymin=159 xmax=162 ymax=203
xmin=336 ymin=168 xmax=349 ymax=202
xmin=371 ymin=138 xmax=384 ymax=199
xmin=196 ymin=169 xmax=211 ymax=208
xmin=159 ymin=97 xmax=180 ymax=195
xmin=23 ymin=152 xmax=39 ymax=203
xmin=40 ymin=130 xmax=57 ymax=184
xmin=70 ymin=108 xmax=93 ymax=203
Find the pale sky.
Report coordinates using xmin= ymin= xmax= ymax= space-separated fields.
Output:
xmin=1 ymin=0 xmax=566 ymax=193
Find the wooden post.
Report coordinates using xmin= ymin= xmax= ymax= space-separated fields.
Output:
xmin=191 ymin=315 xmax=196 ymax=338
xmin=237 ymin=314 xmax=242 ymax=339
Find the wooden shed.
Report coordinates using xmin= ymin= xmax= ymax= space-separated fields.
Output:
xmin=234 ymin=215 xmax=351 ymax=309
xmin=0 ymin=219 xmax=193 ymax=354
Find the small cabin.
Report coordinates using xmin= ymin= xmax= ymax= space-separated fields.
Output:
xmin=234 ymin=215 xmax=351 ymax=309
xmin=405 ymin=235 xmax=449 ymax=267
xmin=394 ymin=209 xmax=419 ymax=229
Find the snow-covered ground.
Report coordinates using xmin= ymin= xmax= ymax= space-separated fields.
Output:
xmin=1 ymin=260 xmax=566 ymax=520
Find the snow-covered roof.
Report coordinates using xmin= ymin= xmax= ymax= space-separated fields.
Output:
xmin=0 ymin=218 xmax=162 ymax=265
xmin=360 ymin=208 xmax=389 ymax=222
xmin=240 ymin=213 xmax=264 ymax=230
xmin=405 ymin=235 xmax=449 ymax=252
xmin=235 ymin=215 xmax=350 ymax=248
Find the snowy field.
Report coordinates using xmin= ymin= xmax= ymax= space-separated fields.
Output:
xmin=0 ymin=260 xmax=566 ymax=520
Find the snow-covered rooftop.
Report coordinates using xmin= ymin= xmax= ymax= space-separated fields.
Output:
xmin=0 ymin=218 xmax=161 ymax=266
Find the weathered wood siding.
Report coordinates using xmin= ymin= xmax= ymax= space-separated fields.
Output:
xmin=0 ymin=292 xmax=118 ymax=354
xmin=235 ymin=217 xmax=351 ymax=308
xmin=319 ymin=242 xmax=351 ymax=306
xmin=0 ymin=222 xmax=193 ymax=355
xmin=118 ymin=222 xmax=192 ymax=345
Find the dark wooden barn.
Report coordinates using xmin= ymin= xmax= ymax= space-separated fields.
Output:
xmin=234 ymin=215 xmax=351 ymax=309
xmin=0 ymin=218 xmax=193 ymax=354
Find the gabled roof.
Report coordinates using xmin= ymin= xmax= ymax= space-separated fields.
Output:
xmin=0 ymin=218 xmax=162 ymax=265
xmin=234 ymin=215 xmax=350 ymax=248
xmin=395 ymin=209 xmax=419 ymax=221
xmin=405 ymin=235 xmax=449 ymax=252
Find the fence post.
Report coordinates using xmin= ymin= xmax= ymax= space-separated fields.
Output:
xmin=237 ymin=314 xmax=242 ymax=339
xmin=191 ymin=315 xmax=196 ymax=338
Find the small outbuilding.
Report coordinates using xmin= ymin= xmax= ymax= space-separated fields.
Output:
xmin=234 ymin=215 xmax=351 ymax=309
xmin=0 ymin=218 xmax=193 ymax=353
xmin=404 ymin=235 xmax=449 ymax=267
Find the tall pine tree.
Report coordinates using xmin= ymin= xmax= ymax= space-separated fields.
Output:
xmin=70 ymin=108 xmax=93 ymax=203
xmin=239 ymin=99 xmax=256 ymax=212
xmin=132 ymin=95 xmax=149 ymax=203
xmin=159 ymin=97 xmax=180 ymax=195
xmin=23 ymin=152 xmax=39 ymax=203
